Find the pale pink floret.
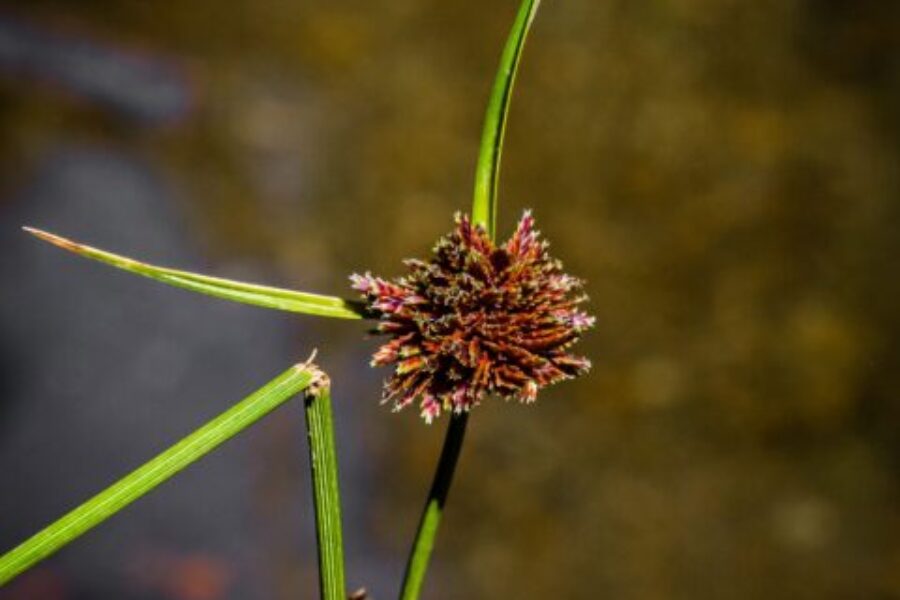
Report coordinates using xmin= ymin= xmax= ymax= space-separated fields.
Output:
xmin=420 ymin=395 xmax=442 ymax=424
xmin=451 ymin=384 xmax=470 ymax=413
xmin=570 ymin=312 xmax=596 ymax=331
xmin=349 ymin=272 xmax=375 ymax=293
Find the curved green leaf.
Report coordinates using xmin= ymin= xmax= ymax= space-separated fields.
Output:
xmin=471 ymin=0 xmax=541 ymax=239
xmin=24 ymin=227 xmax=366 ymax=319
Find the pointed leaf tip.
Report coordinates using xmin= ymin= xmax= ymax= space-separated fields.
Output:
xmin=24 ymin=226 xmax=79 ymax=252
xmin=23 ymin=227 xmax=367 ymax=320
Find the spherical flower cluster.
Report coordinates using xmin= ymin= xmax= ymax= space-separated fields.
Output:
xmin=351 ymin=211 xmax=594 ymax=423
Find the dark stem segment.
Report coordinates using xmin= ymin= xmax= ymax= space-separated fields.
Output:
xmin=0 ymin=364 xmax=317 ymax=587
xmin=303 ymin=371 xmax=346 ymax=600
xmin=398 ymin=413 xmax=469 ymax=600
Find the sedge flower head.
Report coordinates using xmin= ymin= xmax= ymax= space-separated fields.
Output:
xmin=351 ymin=211 xmax=594 ymax=423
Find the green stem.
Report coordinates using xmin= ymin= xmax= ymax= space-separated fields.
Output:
xmin=302 ymin=371 xmax=346 ymax=600
xmin=472 ymin=0 xmax=542 ymax=238
xmin=398 ymin=2 xmax=541 ymax=598
xmin=0 ymin=364 xmax=317 ymax=587
xmin=398 ymin=413 xmax=469 ymax=600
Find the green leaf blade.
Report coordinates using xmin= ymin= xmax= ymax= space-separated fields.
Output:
xmin=23 ymin=227 xmax=366 ymax=320
xmin=0 ymin=363 xmax=318 ymax=586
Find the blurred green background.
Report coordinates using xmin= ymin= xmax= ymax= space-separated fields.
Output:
xmin=1 ymin=0 xmax=898 ymax=598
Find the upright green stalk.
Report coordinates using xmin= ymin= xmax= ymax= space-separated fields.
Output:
xmin=472 ymin=0 xmax=542 ymax=236
xmin=398 ymin=2 xmax=541 ymax=598
xmin=0 ymin=364 xmax=318 ymax=586
xmin=302 ymin=370 xmax=346 ymax=600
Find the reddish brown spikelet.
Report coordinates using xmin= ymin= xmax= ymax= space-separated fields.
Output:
xmin=351 ymin=211 xmax=594 ymax=423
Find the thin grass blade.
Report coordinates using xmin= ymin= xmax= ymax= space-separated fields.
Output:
xmin=23 ymin=227 xmax=366 ymax=319
xmin=302 ymin=371 xmax=346 ymax=600
xmin=0 ymin=363 xmax=319 ymax=586
xmin=471 ymin=0 xmax=541 ymax=238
